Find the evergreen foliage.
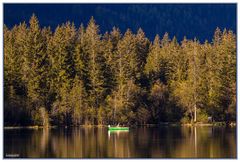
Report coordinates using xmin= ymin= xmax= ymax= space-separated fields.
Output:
xmin=4 ymin=15 xmax=236 ymax=126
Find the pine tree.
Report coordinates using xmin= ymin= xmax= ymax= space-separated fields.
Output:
xmin=74 ymin=23 xmax=86 ymax=80
xmin=101 ymin=32 xmax=115 ymax=93
xmin=171 ymin=38 xmax=202 ymax=123
xmin=48 ymin=22 xmax=76 ymax=125
xmin=197 ymin=40 xmax=212 ymax=119
xmin=135 ymin=28 xmax=150 ymax=83
xmin=19 ymin=14 xmax=50 ymax=125
xmin=84 ymin=17 xmax=106 ymax=124
xmin=144 ymin=34 xmax=161 ymax=83
xmin=69 ymin=76 xmax=86 ymax=125
xmin=159 ymin=33 xmax=172 ymax=84
xmin=107 ymin=29 xmax=144 ymax=124
xmin=215 ymin=29 xmax=236 ymax=121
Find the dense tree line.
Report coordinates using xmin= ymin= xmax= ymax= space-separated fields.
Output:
xmin=4 ymin=15 xmax=236 ymax=126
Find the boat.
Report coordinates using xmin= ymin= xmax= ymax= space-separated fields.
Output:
xmin=108 ymin=125 xmax=129 ymax=131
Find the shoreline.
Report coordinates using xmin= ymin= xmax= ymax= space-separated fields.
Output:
xmin=4 ymin=122 xmax=236 ymax=129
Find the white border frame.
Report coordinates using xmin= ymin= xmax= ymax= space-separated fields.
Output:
xmin=0 ymin=1 xmax=238 ymax=162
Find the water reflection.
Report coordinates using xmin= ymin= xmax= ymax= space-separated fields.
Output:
xmin=4 ymin=126 xmax=236 ymax=158
xmin=107 ymin=130 xmax=130 ymax=157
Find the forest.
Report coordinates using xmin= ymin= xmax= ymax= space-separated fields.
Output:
xmin=4 ymin=14 xmax=236 ymax=126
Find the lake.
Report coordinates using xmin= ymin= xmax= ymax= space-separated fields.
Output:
xmin=4 ymin=126 xmax=236 ymax=158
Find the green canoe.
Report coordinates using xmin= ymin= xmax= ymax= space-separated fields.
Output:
xmin=108 ymin=126 xmax=129 ymax=130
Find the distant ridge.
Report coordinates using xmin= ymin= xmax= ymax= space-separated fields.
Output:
xmin=4 ymin=4 xmax=236 ymax=42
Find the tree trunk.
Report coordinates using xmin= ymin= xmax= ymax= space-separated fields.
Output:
xmin=194 ymin=103 xmax=197 ymax=122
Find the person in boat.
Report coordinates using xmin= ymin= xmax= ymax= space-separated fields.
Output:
xmin=108 ymin=123 xmax=122 ymax=127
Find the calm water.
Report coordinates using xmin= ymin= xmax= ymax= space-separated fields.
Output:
xmin=4 ymin=126 xmax=236 ymax=158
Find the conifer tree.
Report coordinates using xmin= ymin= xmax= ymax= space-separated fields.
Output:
xmin=48 ymin=22 xmax=76 ymax=125
xmin=84 ymin=17 xmax=106 ymax=124
xmin=171 ymin=38 xmax=202 ymax=123
xmin=20 ymin=14 xmax=51 ymax=124
xmin=144 ymin=34 xmax=161 ymax=83
xmin=69 ymin=77 xmax=86 ymax=125
xmin=74 ymin=24 xmax=86 ymax=80
xmin=135 ymin=28 xmax=150 ymax=82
